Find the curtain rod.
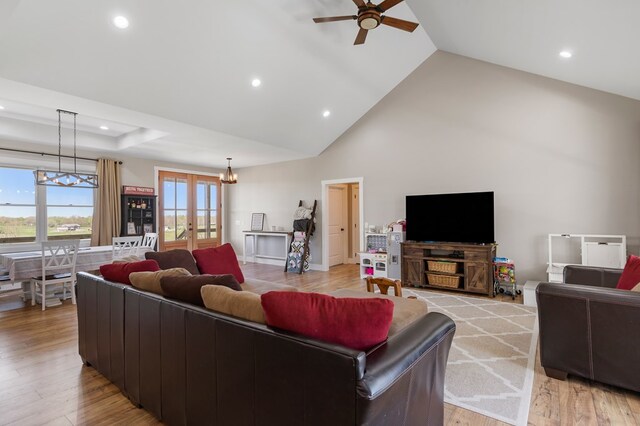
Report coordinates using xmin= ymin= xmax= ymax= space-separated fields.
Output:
xmin=0 ymin=147 xmax=123 ymax=164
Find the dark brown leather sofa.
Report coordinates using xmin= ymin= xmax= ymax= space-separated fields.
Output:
xmin=76 ymin=272 xmax=456 ymax=425
xmin=536 ymin=265 xmax=640 ymax=392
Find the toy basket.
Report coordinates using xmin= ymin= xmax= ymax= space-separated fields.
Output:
xmin=426 ymin=273 xmax=461 ymax=288
xmin=427 ymin=261 xmax=458 ymax=274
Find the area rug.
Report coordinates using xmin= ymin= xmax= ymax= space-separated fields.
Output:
xmin=404 ymin=289 xmax=538 ymax=426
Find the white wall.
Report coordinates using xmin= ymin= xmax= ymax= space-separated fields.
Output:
xmin=227 ymin=51 xmax=640 ymax=280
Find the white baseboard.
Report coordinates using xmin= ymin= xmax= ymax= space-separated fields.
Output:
xmin=240 ymin=256 xmax=323 ymax=271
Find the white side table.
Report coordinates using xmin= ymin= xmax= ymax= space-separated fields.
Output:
xmin=523 ymin=280 xmax=541 ymax=308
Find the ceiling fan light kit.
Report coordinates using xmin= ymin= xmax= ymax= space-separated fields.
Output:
xmin=358 ymin=11 xmax=381 ymax=30
xmin=313 ymin=0 xmax=419 ymax=45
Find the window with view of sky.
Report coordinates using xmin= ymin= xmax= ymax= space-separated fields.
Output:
xmin=0 ymin=167 xmax=94 ymax=243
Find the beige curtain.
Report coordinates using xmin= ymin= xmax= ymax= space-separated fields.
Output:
xmin=91 ymin=159 xmax=122 ymax=246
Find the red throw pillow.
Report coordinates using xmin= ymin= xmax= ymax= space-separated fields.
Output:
xmin=99 ymin=260 xmax=160 ymax=285
xmin=192 ymin=243 xmax=245 ymax=284
xmin=616 ymin=255 xmax=640 ymax=290
xmin=261 ymin=292 xmax=394 ymax=351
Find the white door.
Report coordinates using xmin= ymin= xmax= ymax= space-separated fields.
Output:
xmin=328 ymin=186 xmax=345 ymax=267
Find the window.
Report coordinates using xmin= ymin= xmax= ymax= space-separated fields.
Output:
xmin=46 ymin=186 xmax=93 ymax=240
xmin=0 ymin=166 xmax=95 ymax=244
xmin=196 ymin=179 xmax=218 ymax=240
xmin=162 ymin=176 xmax=188 ymax=242
xmin=0 ymin=168 xmax=37 ymax=243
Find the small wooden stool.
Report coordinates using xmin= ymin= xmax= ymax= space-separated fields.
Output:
xmin=366 ymin=277 xmax=403 ymax=297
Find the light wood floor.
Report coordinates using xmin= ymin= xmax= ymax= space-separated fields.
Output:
xmin=0 ymin=263 xmax=638 ymax=425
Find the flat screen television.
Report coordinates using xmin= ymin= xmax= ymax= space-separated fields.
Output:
xmin=405 ymin=191 xmax=495 ymax=244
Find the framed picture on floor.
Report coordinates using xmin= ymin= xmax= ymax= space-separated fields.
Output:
xmin=250 ymin=213 xmax=265 ymax=231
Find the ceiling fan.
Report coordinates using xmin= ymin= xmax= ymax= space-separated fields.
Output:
xmin=313 ymin=0 xmax=419 ymax=45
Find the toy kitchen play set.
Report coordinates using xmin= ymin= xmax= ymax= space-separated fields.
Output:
xmin=359 ymin=222 xmax=405 ymax=280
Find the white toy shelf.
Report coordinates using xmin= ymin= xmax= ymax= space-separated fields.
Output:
xmin=547 ymin=234 xmax=626 ymax=282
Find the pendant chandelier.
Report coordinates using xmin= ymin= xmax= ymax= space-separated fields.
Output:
xmin=220 ymin=157 xmax=238 ymax=184
xmin=35 ymin=109 xmax=99 ymax=188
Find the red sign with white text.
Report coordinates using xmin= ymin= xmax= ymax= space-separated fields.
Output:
xmin=123 ymin=185 xmax=155 ymax=195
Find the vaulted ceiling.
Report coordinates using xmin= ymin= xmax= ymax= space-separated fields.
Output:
xmin=0 ymin=0 xmax=637 ymax=168
xmin=0 ymin=0 xmax=435 ymax=168
xmin=407 ymin=0 xmax=640 ymax=102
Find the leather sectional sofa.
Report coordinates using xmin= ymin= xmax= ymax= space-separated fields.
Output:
xmin=536 ymin=265 xmax=640 ymax=392
xmin=76 ymin=272 xmax=456 ymax=425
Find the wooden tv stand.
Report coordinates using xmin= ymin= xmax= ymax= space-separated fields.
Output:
xmin=401 ymin=242 xmax=497 ymax=297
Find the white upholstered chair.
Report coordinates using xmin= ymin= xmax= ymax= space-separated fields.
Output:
xmin=30 ymin=240 xmax=80 ymax=311
xmin=112 ymin=236 xmax=143 ymax=260
xmin=141 ymin=232 xmax=158 ymax=250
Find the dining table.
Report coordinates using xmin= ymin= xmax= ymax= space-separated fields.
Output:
xmin=0 ymin=245 xmax=152 ymax=301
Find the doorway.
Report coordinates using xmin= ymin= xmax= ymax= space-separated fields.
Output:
xmin=158 ymin=170 xmax=221 ymax=251
xmin=322 ymin=178 xmax=363 ymax=271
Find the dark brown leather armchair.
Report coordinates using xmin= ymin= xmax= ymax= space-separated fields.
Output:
xmin=536 ymin=265 xmax=640 ymax=392
xmin=76 ymin=272 xmax=456 ymax=425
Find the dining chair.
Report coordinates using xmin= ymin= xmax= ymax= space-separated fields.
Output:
xmin=366 ymin=276 xmax=403 ymax=297
xmin=30 ymin=240 xmax=80 ymax=311
xmin=112 ymin=236 xmax=143 ymax=260
xmin=141 ymin=232 xmax=158 ymax=250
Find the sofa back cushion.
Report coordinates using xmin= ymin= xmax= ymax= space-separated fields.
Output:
xmin=201 ymin=285 xmax=265 ymax=323
xmin=99 ymin=260 xmax=160 ymax=285
xmin=145 ymin=249 xmax=200 ymax=275
xmin=161 ymin=274 xmax=241 ymax=307
xmin=129 ymin=268 xmax=192 ymax=295
xmin=261 ymin=292 xmax=394 ymax=351
xmin=192 ymin=243 xmax=245 ymax=283
xmin=617 ymin=255 xmax=640 ymax=290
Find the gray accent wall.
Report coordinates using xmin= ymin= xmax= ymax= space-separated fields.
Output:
xmin=227 ymin=51 xmax=640 ymax=280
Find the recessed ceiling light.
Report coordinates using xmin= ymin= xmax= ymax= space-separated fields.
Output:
xmin=113 ymin=16 xmax=129 ymax=29
xmin=559 ymin=50 xmax=572 ymax=58
xmin=322 ymin=110 xmax=331 ymax=118
xmin=99 ymin=125 xmax=109 ymax=130
xmin=0 ymin=105 xmax=5 ymax=110
xmin=251 ymin=78 xmax=261 ymax=88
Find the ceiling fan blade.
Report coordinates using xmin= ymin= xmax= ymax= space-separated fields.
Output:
xmin=376 ymin=0 xmax=403 ymax=12
xmin=380 ymin=16 xmax=419 ymax=32
xmin=313 ymin=15 xmax=357 ymax=23
xmin=353 ymin=0 xmax=367 ymax=8
xmin=354 ymin=28 xmax=368 ymax=45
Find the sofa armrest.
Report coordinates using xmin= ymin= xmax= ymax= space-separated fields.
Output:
xmin=354 ymin=312 xmax=455 ymax=425
xmin=536 ymin=282 xmax=640 ymax=392
xmin=357 ymin=312 xmax=455 ymax=399
xmin=563 ymin=265 xmax=622 ymax=288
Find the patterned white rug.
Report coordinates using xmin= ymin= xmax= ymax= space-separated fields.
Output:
xmin=404 ymin=289 xmax=538 ymax=426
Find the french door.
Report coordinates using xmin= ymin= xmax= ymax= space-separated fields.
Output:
xmin=158 ymin=170 xmax=221 ymax=251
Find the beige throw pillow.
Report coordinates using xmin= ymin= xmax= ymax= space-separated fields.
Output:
xmin=129 ymin=268 xmax=192 ymax=295
xmin=631 ymin=283 xmax=640 ymax=292
xmin=201 ymin=285 xmax=266 ymax=324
